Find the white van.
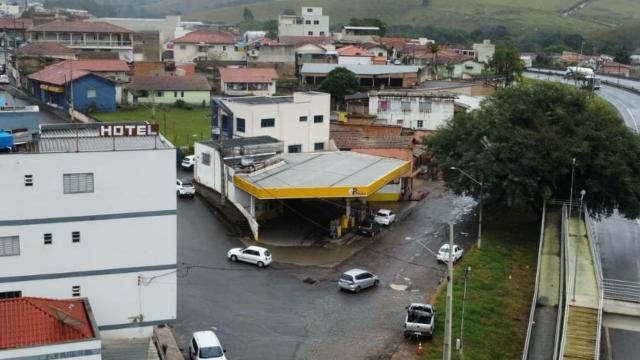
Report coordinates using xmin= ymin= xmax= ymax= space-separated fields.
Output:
xmin=189 ymin=331 xmax=227 ymax=360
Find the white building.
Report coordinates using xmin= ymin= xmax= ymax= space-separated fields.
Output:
xmin=278 ymin=7 xmax=329 ymax=37
xmin=213 ymin=92 xmax=330 ymax=153
xmin=472 ymin=39 xmax=495 ymax=63
xmin=89 ymin=15 xmax=181 ymax=44
xmin=368 ymin=89 xmax=455 ymax=131
xmin=0 ymin=123 xmax=177 ymax=339
xmin=0 ymin=2 xmax=20 ymax=16
xmin=172 ymin=29 xmax=242 ymax=63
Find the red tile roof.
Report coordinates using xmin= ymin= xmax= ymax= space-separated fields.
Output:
xmin=0 ymin=297 xmax=95 ymax=350
xmin=337 ymin=45 xmax=373 ymax=57
xmin=16 ymin=42 xmax=75 ymax=57
xmin=277 ymin=36 xmax=331 ymax=46
xmin=0 ymin=17 xmax=33 ymax=30
xmin=219 ymin=67 xmax=278 ymax=83
xmin=56 ymin=59 xmax=130 ymax=72
xmin=28 ymin=63 xmax=90 ymax=85
xmin=173 ymin=30 xmax=236 ymax=44
xmin=331 ymin=123 xmax=412 ymax=149
xmin=129 ymin=75 xmax=211 ymax=91
xmin=28 ymin=20 xmax=132 ymax=33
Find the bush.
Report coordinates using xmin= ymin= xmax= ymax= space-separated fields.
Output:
xmin=175 ymin=99 xmax=193 ymax=110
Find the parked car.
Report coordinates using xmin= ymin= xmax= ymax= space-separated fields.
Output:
xmin=436 ymin=244 xmax=463 ymax=263
xmin=357 ymin=220 xmax=381 ymax=237
xmin=373 ymin=209 xmax=396 ymax=226
xmin=338 ymin=268 xmax=379 ymax=293
xmin=177 ymin=179 xmax=195 ymax=198
xmin=189 ymin=330 xmax=227 ymax=360
xmin=0 ymin=75 xmax=9 ymax=84
xmin=404 ymin=303 xmax=436 ymax=338
xmin=227 ymin=245 xmax=272 ymax=267
xmin=182 ymin=155 xmax=196 ymax=169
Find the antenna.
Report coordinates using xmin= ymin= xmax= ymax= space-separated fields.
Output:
xmin=48 ymin=305 xmax=84 ymax=328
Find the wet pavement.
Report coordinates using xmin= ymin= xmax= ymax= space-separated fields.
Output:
xmin=174 ymin=175 xmax=478 ymax=359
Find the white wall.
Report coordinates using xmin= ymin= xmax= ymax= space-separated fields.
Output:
xmin=338 ymin=56 xmax=372 ymax=65
xmin=0 ymin=339 xmax=102 ymax=360
xmin=173 ymin=43 xmax=245 ymax=63
xmin=278 ymin=7 xmax=329 ymax=36
xmin=369 ymin=95 xmax=454 ymax=131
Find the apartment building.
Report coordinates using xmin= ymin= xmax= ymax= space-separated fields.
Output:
xmin=278 ymin=7 xmax=329 ymax=37
xmin=172 ymin=29 xmax=242 ymax=63
xmin=368 ymin=89 xmax=455 ymax=131
xmin=0 ymin=123 xmax=177 ymax=339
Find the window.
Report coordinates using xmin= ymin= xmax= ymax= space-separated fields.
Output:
xmin=261 ymin=118 xmax=275 ymax=128
xmin=307 ymin=7 xmax=312 ymax=12
xmin=236 ymin=117 xmax=245 ymax=133
xmin=396 ymin=119 xmax=404 ymax=125
xmin=313 ymin=115 xmax=324 ymax=123
xmin=308 ymin=31 xmax=313 ymax=36
xmin=0 ymin=291 xmax=21 ymax=299
xmin=314 ymin=142 xmax=324 ymax=151
xmin=192 ymin=339 xmax=199 ymax=354
xmin=197 ymin=45 xmax=207 ymax=52
xmin=305 ymin=20 xmax=311 ymax=24
xmin=72 ymin=231 xmax=80 ymax=243
xmin=181 ymin=91 xmax=185 ymax=97
xmin=179 ymin=44 xmax=186 ymax=50
xmin=288 ymin=145 xmax=302 ymax=153
xmin=72 ymin=286 xmax=80 ymax=297
xmin=419 ymin=101 xmax=432 ymax=113
xmin=222 ymin=46 xmax=227 ymax=51
xmin=174 ymin=91 xmax=178 ymax=97
xmin=417 ymin=120 xmax=424 ymax=128
xmin=0 ymin=236 xmax=19 ymax=257
xmin=87 ymin=89 xmax=96 ymax=98
xmin=201 ymin=153 xmax=211 ymax=166
xmin=63 ymin=173 xmax=94 ymax=194
xmin=314 ymin=20 xmax=319 ymax=24
xmin=24 ymin=174 xmax=33 ymax=187
xmin=299 ymin=116 xmax=308 ymax=122
xmin=156 ymin=91 xmax=163 ymax=97
xmin=44 ymin=233 xmax=52 ymax=245
xmin=378 ymin=100 xmax=388 ymax=112
xmin=401 ymin=101 xmax=411 ymax=112
xmin=320 ymin=31 xmax=325 ymax=36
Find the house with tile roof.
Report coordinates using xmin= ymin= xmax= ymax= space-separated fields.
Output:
xmin=368 ymin=89 xmax=456 ymax=131
xmin=219 ymin=67 xmax=279 ymax=96
xmin=172 ymin=29 xmax=242 ymax=63
xmin=0 ymin=17 xmax=33 ymax=47
xmin=0 ymin=297 xmax=101 ymax=359
xmin=337 ymin=45 xmax=374 ymax=65
xmin=26 ymin=20 xmax=134 ymax=61
xmin=127 ymin=75 xmax=211 ymax=105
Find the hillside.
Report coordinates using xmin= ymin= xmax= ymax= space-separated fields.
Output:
xmin=177 ymin=0 xmax=639 ymax=36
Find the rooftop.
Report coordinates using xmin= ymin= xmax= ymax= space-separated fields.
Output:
xmin=343 ymin=26 xmax=380 ymax=31
xmin=369 ymin=89 xmax=456 ymax=98
xmin=233 ymin=151 xmax=411 ymax=199
xmin=16 ymin=42 xmax=75 ymax=57
xmin=277 ymin=35 xmax=331 ymax=46
xmin=55 ymin=59 xmax=130 ymax=72
xmin=200 ymin=135 xmax=281 ymax=148
xmin=0 ymin=17 xmax=33 ymax=30
xmin=336 ymin=45 xmax=373 ymax=57
xmin=331 ymin=123 xmax=412 ymax=149
xmin=219 ymin=67 xmax=279 ymax=83
xmin=222 ymin=95 xmax=293 ymax=105
xmin=28 ymin=20 xmax=132 ymax=33
xmin=28 ymin=63 xmax=92 ymax=85
xmin=0 ymin=297 xmax=97 ymax=350
xmin=128 ymin=75 xmax=211 ymax=91
xmin=173 ymin=29 xmax=236 ymax=44
xmin=301 ymin=63 xmax=420 ymax=75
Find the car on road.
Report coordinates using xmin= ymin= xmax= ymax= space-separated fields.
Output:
xmin=189 ymin=330 xmax=227 ymax=360
xmin=177 ymin=179 xmax=196 ymax=198
xmin=373 ymin=209 xmax=396 ymax=226
xmin=404 ymin=303 xmax=436 ymax=338
xmin=357 ymin=220 xmax=381 ymax=237
xmin=182 ymin=155 xmax=196 ymax=169
xmin=436 ymin=244 xmax=463 ymax=263
xmin=0 ymin=75 xmax=9 ymax=84
xmin=227 ymin=245 xmax=272 ymax=267
xmin=338 ymin=268 xmax=379 ymax=293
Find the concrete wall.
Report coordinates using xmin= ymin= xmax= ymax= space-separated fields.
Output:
xmin=0 ymin=148 xmax=176 ymax=337
xmin=0 ymin=339 xmax=102 ymax=360
xmin=369 ymin=95 xmax=454 ymax=131
xmin=278 ymin=8 xmax=329 ymax=37
xmin=72 ymin=75 xmax=117 ymax=112
xmin=130 ymin=90 xmax=210 ymax=105
xmin=251 ymin=45 xmax=295 ymax=64
xmin=221 ymin=80 xmax=276 ymax=96
xmin=338 ymin=56 xmax=372 ymax=65
xmin=173 ymin=43 xmax=244 ymax=63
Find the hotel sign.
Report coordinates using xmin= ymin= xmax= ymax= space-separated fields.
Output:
xmin=99 ymin=124 xmax=159 ymax=137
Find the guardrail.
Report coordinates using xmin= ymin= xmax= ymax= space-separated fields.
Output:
xmin=583 ymin=207 xmax=604 ymax=360
xmin=603 ymin=279 xmax=640 ymax=303
xmin=522 ymin=201 xmax=547 ymax=360
xmin=558 ymin=204 xmax=571 ymax=359
xmin=524 ymin=69 xmax=640 ymax=96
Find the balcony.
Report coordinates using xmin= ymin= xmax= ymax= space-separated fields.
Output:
xmin=34 ymin=38 xmax=133 ymax=49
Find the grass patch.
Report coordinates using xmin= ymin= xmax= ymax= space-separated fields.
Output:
xmin=423 ymin=208 xmax=539 ymax=360
xmin=94 ymin=105 xmax=211 ymax=150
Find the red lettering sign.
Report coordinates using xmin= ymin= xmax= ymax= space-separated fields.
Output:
xmin=99 ymin=124 xmax=159 ymax=137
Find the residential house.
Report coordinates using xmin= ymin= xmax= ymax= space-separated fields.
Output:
xmin=127 ymin=75 xmax=211 ymax=105
xmin=337 ymin=26 xmax=380 ymax=44
xmin=368 ymin=89 xmax=455 ymax=131
xmin=278 ymin=7 xmax=329 ymax=37
xmin=26 ymin=21 xmax=134 ymax=61
xmin=246 ymin=36 xmax=334 ymax=77
xmin=601 ymin=61 xmax=630 ymax=77
xmin=301 ymin=63 xmax=420 ymax=88
xmin=219 ymin=67 xmax=278 ymax=96
xmin=212 ymin=91 xmax=330 ymax=153
xmin=89 ymin=15 xmax=181 ymax=43
xmin=28 ymin=63 xmax=117 ymax=112
xmin=0 ymin=297 xmax=101 ymax=359
xmin=472 ymin=39 xmax=495 ymax=63
xmin=172 ymin=29 xmax=242 ymax=63
xmin=55 ymin=59 xmax=130 ymax=82
xmin=337 ymin=45 xmax=373 ymax=65
xmin=0 ymin=17 xmax=33 ymax=48
xmin=13 ymin=42 xmax=75 ymax=86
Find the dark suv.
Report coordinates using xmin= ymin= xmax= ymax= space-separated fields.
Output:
xmin=357 ymin=220 xmax=381 ymax=237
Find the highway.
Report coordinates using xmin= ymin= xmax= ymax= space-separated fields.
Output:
xmin=525 ymin=72 xmax=640 ymax=360
xmin=529 ymin=68 xmax=640 ymax=92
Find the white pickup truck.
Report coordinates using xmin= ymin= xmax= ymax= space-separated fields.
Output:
xmin=404 ymin=303 xmax=436 ymax=338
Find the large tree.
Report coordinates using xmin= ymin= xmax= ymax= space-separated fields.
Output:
xmin=489 ymin=45 xmax=524 ymax=87
xmin=319 ymin=67 xmax=360 ymax=107
xmin=427 ymin=82 xmax=640 ymax=219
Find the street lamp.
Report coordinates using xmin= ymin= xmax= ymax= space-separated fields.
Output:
xmin=450 ymin=166 xmax=484 ymax=248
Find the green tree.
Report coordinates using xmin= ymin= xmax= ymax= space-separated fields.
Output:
xmin=489 ymin=45 xmax=524 ymax=87
xmin=427 ymin=82 xmax=640 ymax=219
xmin=243 ymin=7 xmax=255 ymax=22
xmin=319 ymin=68 xmax=360 ymax=108
xmin=428 ymin=43 xmax=440 ymax=77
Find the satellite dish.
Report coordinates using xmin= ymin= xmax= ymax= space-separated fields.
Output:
xmin=48 ymin=305 xmax=84 ymax=328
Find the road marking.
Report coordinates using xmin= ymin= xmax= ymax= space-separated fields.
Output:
xmin=625 ymin=106 xmax=639 ymax=133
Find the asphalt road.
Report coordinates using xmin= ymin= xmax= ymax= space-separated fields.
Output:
xmin=528 ymin=68 xmax=640 ymax=91
xmin=174 ymin=172 xmax=477 ymax=359
xmin=525 ymin=72 xmax=640 ymax=360
xmin=0 ymin=87 xmax=68 ymax=125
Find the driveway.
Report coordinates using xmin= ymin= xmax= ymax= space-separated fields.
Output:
xmin=174 ymin=179 xmax=477 ymax=359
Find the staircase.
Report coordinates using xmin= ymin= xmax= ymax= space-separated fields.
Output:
xmin=563 ymin=306 xmax=598 ymax=360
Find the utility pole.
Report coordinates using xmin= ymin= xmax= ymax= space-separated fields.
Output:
xmin=151 ymin=89 xmax=156 ymax=123
xmin=443 ymin=222 xmax=454 ymax=360
xmin=69 ymin=59 xmax=74 ymax=121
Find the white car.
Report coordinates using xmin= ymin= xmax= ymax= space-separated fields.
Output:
xmin=436 ymin=244 xmax=463 ymax=263
xmin=338 ymin=268 xmax=379 ymax=293
xmin=373 ymin=209 xmax=396 ymax=226
xmin=177 ymin=179 xmax=195 ymax=198
xmin=189 ymin=330 xmax=227 ymax=360
xmin=182 ymin=155 xmax=196 ymax=169
xmin=227 ymin=245 xmax=272 ymax=267
xmin=0 ymin=75 xmax=9 ymax=84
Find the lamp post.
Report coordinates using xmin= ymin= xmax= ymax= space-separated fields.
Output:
xmin=451 ymin=166 xmax=483 ymax=249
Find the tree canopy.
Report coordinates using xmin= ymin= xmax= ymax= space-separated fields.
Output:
xmin=319 ymin=67 xmax=360 ymax=107
xmin=489 ymin=45 xmax=524 ymax=86
xmin=426 ymin=81 xmax=640 ymax=219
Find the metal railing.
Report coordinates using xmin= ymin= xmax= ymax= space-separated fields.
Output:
xmin=558 ymin=205 xmax=571 ymax=359
xmin=603 ymin=279 xmax=640 ymax=303
xmin=583 ymin=207 xmax=604 ymax=360
xmin=522 ymin=202 xmax=547 ymax=360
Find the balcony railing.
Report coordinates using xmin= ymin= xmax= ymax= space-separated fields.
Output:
xmin=35 ymin=39 xmax=132 ymax=48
